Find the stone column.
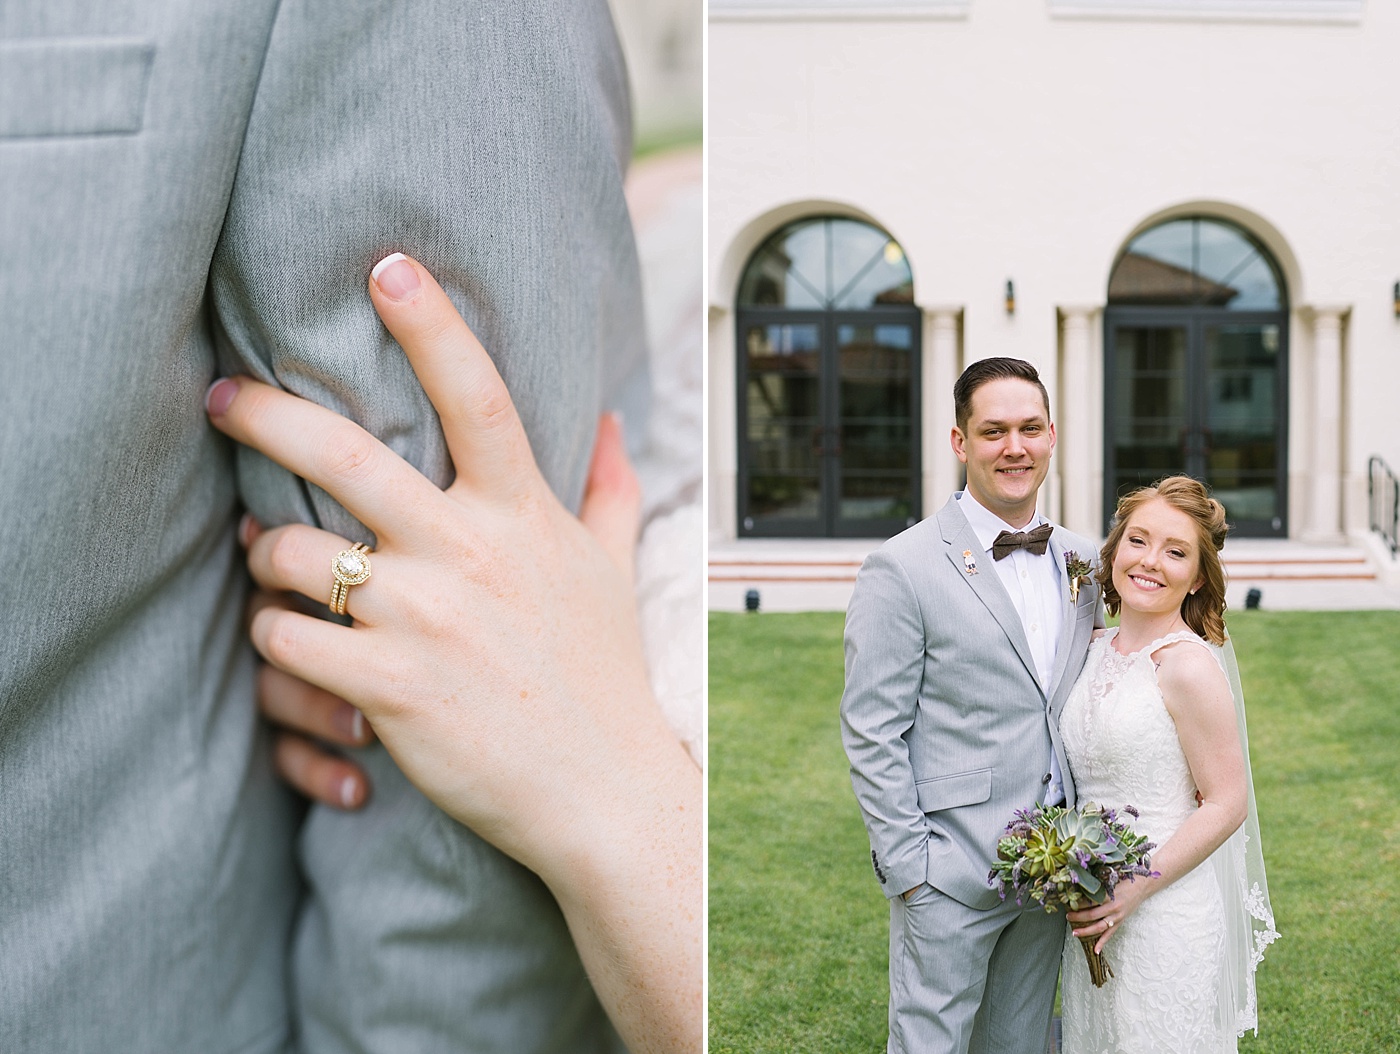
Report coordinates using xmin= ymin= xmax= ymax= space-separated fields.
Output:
xmin=709 ymin=305 xmax=738 ymax=541
xmin=1058 ymin=306 xmax=1096 ymax=537
xmin=1304 ymin=306 xmax=1348 ymax=542
xmin=922 ymin=306 xmax=962 ymax=514
xmin=1035 ymin=322 xmax=1062 ymax=524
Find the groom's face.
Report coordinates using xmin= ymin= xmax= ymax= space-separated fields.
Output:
xmin=952 ymin=378 xmax=1055 ymax=526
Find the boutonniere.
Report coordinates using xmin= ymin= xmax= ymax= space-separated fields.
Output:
xmin=1064 ymin=551 xmax=1094 ymax=605
xmin=962 ymin=549 xmax=979 ymax=575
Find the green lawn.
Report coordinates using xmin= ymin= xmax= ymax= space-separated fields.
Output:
xmin=708 ymin=611 xmax=1400 ymax=1053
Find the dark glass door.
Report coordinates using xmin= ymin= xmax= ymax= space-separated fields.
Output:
xmin=738 ymin=309 xmax=920 ymax=537
xmin=1105 ymin=310 xmax=1287 ymax=537
xmin=738 ymin=314 xmax=824 ymax=535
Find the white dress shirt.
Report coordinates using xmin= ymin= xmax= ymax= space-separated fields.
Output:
xmin=959 ymin=489 xmax=1067 ymax=805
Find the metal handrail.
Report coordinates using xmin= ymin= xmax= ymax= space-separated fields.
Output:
xmin=1367 ymin=455 xmax=1399 ymax=557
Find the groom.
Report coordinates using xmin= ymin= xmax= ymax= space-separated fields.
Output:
xmin=841 ymin=357 xmax=1104 ymax=1054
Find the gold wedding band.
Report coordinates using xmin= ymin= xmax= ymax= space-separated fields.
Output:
xmin=330 ymin=543 xmax=372 ymax=615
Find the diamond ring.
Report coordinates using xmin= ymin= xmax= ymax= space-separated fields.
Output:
xmin=330 ymin=543 xmax=372 ymax=616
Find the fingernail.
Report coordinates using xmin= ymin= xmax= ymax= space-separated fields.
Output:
xmin=371 ymin=252 xmax=420 ymax=302
xmin=334 ymin=703 xmax=367 ymax=744
xmin=339 ymin=775 xmax=360 ymax=809
xmin=237 ymin=513 xmax=258 ymax=548
xmin=205 ymin=378 xmax=237 ymax=416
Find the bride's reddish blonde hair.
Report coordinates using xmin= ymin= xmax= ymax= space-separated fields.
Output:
xmin=1096 ymin=476 xmax=1230 ymax=645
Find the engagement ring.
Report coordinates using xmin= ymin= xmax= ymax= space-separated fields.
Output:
xmin=330 ymin=543 xmax=372 ymax=616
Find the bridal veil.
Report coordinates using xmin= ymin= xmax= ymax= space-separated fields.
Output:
xmin=1208 ymin=636 xmax=1280 ymax=1037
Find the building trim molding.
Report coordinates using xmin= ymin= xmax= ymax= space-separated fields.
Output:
xmin=710 ymin=0 xmax=969 ymax=22
xmin=1047 ymin=0 xmax=1362 ymax=25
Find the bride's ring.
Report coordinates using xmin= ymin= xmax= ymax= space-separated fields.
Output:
xmin=1105 ymin=918 xmax=1115 ymax=928
xmin=330 ymin=543 xmax=373 ymax=615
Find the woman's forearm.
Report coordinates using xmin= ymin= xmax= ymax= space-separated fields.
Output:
xmin=540 ymin=731 xmax=703 ymax=1054
xmin=1140 ymin=797 xmax=1246 ymax=894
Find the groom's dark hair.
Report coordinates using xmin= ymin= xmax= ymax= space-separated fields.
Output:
xmin=954 ymin=357 xmax=1050 ymax=430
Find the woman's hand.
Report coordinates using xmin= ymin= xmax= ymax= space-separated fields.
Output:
xmin=1066 ymin=876 xmax=1155 ymax=953
xmin=240 ymin=408 xmax=642 ymax=813
xmin=206 ymin=252 xmax=700 ymax=1054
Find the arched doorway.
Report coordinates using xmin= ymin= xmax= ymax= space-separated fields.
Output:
xmin=1104 ymin=216 xmax=1289 ymax=537
xmin=735 ymin=216 xmax=921 ymax=537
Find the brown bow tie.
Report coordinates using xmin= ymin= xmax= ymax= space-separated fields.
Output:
xmin=991 ymin=522 xmax=1053 ymax=560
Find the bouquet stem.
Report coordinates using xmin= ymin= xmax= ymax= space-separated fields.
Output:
xmin=1077 ymin=934 xmax=1113 ymax=988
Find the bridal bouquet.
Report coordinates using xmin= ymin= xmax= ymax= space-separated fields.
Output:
xmin=988 ymin=803 xmax=1157 ymax=986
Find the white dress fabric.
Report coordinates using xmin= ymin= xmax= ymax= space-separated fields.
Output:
xmin=1058 ymin=629 xmax=1236 ymax=1054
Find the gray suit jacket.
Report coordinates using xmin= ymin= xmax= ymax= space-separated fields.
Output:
xmin=841 ymin=494 xmax=1103 ymax=911
xmin=1 ymin=2 xmax=640 ymax=1051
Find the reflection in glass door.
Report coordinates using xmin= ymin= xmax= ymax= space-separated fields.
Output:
xmin=741 ymin=319 xmax=823 ymax=532
xmin=1107 ymin=324 xmax=1189 ymax=497
xmin=1105 ymin=314 xmax=1286 ymax=537
xmin=836 ymin=321 xmax=917 ymax=531
xmin=1204 ymin=323 xmax=1284 ymax=527
xmin=739 ymin=314 xmax=920 ymax=537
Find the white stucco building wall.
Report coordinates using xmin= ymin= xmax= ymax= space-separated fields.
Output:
xmin=708 ymin=1 xmax=1400 ymax=545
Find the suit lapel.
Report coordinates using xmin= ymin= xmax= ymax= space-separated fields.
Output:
xmin=1046 ymin=528 xmax=1092 ymax=712
xmin=939 ymin=498 xmax=1041 ymax=696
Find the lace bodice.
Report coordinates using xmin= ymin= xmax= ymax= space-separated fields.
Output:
xmin=1058 ymin=628 xmax=1237 ymax=1054
xmin=1060 ymin=629 xmax=1210 ymax=846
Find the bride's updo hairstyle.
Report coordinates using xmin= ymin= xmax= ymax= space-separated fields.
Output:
xmin=1096 ymin=475 xmax=1231 ymax=645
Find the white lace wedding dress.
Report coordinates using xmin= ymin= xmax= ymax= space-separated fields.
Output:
xmin=1058 ymin=629 xmax=1235 ymax=1054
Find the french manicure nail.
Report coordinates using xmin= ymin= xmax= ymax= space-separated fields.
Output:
xmin=350 ymin=709 xmax=366 ymax=743
xmin=371 ymin=252 xmax=420 ymax=302
xmin=339 ymin=775 xmax=360 ymax=809
xmin=205 ymin=378 xmax=237 ymax=416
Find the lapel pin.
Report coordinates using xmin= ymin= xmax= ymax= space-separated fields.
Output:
xmin=963 ymin=550 xmax=978 ymax=575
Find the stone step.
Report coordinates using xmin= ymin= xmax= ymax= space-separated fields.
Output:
xmin=710 ymin=555 xmax=1375 ymax=583
xmin=711 ymin=540 xmax=1400 ymax=611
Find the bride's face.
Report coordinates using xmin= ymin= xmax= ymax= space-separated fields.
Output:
xmin=1111 ymin=498 xmax=1207 ymax=618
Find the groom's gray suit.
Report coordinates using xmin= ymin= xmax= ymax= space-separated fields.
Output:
xmin=1 ymin=1 xmax=642 ymax=1051
xmin=841 ymin=493 xmax=1103 ymax=1054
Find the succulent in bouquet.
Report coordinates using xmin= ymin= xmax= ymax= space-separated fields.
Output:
xmin=989 ymin=802 xmax=1157 ymax=986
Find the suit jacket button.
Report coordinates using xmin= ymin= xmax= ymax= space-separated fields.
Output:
xmin=1042 ymin=773 xmax=1052 ymax=784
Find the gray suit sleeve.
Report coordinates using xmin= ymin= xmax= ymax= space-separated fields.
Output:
xmin=840 ymin=549 xmax=931 ymax=900
xmin=210 ymin=0 xmax=646 ymax=531
xmin=207 ymin=2 xmax=641 ymax=1050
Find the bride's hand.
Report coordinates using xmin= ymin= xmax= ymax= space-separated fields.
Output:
xmin=1066 ymin=874 xmax=1156 ymax=953
xmin=206 ymin=252 xmax=700 ymax=1053
xmin=239 ymin=411 xmax=640 ymax=813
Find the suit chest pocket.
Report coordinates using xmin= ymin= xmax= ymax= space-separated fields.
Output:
xmin=0 ymin=38 xmax=154 ymax=138
xmin=915 ymin=768 xmax=992 ymax=813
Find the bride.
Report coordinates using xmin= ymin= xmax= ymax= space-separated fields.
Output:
xmin=1058 ymin=476 xmax=1278 ymax=1053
